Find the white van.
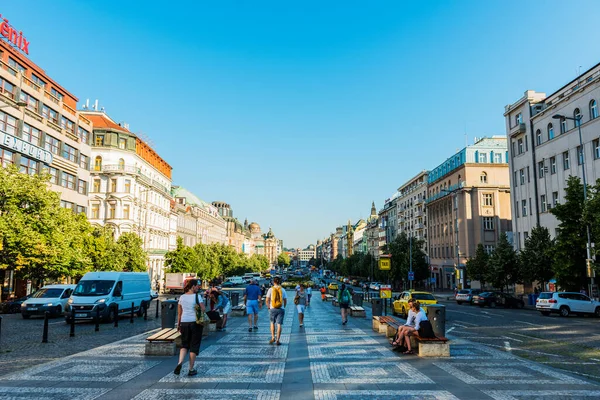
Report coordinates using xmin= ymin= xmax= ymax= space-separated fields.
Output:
xmin=66 ymin=272 xmax=152 ymax=323
xmin=225 ymin=276 xmax=244 ymax=285
xmin=21 ymin=284 xmax=76 ymax=319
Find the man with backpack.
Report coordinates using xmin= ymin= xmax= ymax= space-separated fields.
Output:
xmin=266 ymin=276 xmax=287 ymax=345
xmin=337 ymin=283 xmax=353 ymax=325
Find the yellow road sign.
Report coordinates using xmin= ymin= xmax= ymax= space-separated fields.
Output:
xmin=379 ymin=258 xmax=391 ymax=270
xmin=380 ymin=284 xmax=392 ymax=298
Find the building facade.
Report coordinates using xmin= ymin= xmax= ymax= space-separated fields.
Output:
xmin=505 ymin=65 xmax=600 ymax=250
xmin=83 ymin=111 xmax=173 ymax=283
xmin=427 ymin=137 xmax=512 ymax=290
xmin=397 ymin=171 xmax=429 ymax=244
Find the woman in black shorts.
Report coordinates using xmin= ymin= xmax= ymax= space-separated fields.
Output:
xmin=175 ymin=279 xmax=205 ymax=376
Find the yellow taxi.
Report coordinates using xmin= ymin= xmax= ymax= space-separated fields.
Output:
xmin=392 ymin=291 xmax=437 ymax=318
xmin=328 ymin=282 xmax=339 ymax=290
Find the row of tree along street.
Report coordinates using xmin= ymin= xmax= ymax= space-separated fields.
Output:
xmin=322 ymin=176 xmax=600 ymax=293
xmin=467 ymin=176 xmax=600 ymax=292
xmin=0 ymin=167 xmax=147 ymax=286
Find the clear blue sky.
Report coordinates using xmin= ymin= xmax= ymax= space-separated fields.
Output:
xmin=4 ymin=1 xmax=599 ymax=248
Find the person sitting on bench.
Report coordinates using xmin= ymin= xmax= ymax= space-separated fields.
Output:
xmin=400 ymin=301 xmax=428 ymax=355
xmin=392 ymin=299 xmax=415 ymax=347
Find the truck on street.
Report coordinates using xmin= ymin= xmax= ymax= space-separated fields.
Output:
xmin=165 ymin=273 xmax=197 ymax=294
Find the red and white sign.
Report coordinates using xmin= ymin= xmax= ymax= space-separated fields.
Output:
xmin=0 ymin=15 xmax=30 ymax=55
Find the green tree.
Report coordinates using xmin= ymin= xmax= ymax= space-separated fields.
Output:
xmin=116 ymin=232 xmax=147 ymax=272
xmin=386 ymin=233 xmax=429 ymax=288
xmin=487 ymin=234 xmax=520 ymax=292
xmin=519 ymin=226 xmax=554 ymax=290
xmin=277 ymin=252 xmax=290 ymax=267
xmin=551 ymin=176 xmax=588 ymax=291
xmin=584 ymin=179 xmax=600 ymax=274
xmin=465 ymin=244 xmax=490 ymax=288
xmin=86 ymin=227 xmax=122 ymax=272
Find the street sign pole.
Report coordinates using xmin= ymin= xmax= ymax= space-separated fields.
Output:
xmin=409 ymin=236 xmax=413 ymax=290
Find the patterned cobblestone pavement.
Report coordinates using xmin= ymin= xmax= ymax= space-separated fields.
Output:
xmin=0 ymin=291 xmax=598 ymax=399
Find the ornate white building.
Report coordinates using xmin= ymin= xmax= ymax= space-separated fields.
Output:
xmin=83 ymin=111 xmax=174 ymax=282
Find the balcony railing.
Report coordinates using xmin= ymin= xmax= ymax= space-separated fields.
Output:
xmin=426 ymin=181 xmax=464 ymax=204
xmin=102 ymin=164 xmax=140 ymax=174
xmin=415 ymin=223 xmax=425 ymax=230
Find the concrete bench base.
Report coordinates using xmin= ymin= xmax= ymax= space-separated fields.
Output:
xmin=372 ymin=316 xmax=380 ymax=332
xmin=231 ymin=308 xmax=246 ymax=317
xmin=208 ymin=322 xmax=217 ymax=332
xmin=378 ymin=322 xmax=388 ymax=335
xmin=145 ymin=341 xmax=176 ymax=356
xmin=386 ymin=324 xmax=398 ymax=338
xmin=418 ymin=341 xmax=450 ymax=357
xmin=351 ymin=310 xmax=366 ymax=318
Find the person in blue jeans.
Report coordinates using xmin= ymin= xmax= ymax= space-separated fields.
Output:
xmin=244 ymin=279 xmax=262 ymax=332
xmin=210 ymin=289 xmax=231 ymax=331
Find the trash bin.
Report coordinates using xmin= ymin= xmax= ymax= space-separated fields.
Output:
xmin=352 ymin=293 xmax=363 ymax=307
xmin=230 ymin=292 xmax=240 ymax=307
xmin=528 ymin=294 xmax=539 ymax=306
xmin=425 ymin=304 xmax=446 ymax=337
xmin=161 ymin=299 xmax=178 ymax=329
xmin=371 ymin=298 xmax=383 ymax=317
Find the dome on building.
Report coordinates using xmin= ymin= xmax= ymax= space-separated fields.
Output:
xmin=264 ymin=227 xmax=275 ymax=239
xmin=249 ymin=222 xmax=261 ymax=233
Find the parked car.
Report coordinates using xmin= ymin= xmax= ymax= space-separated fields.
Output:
xmin=351 ymin=279 xmax=359 ymax=286
xmin=0 ymin=293 xmax=34 ymax=314
xmin=393 ymin=291 xmax=437 ymax=318
xmin=370 ymin=282 xmax=381 ymax=291
xmin=536 ymin=291 xmax=600 ymax=317
xmin=455 ymin=289 xmax=483 ymax=305
xmin=21 ymin=284 xmax=76 ymax=319
xmin=328 ymin=282 xmax=339 ymax=290
xmin=472 ymin=292 xmax=525 ymax=308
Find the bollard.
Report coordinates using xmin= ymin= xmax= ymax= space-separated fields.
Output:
xmin=70 ymin=310 xmax=75 ymax=337
xmin=130 ymin=302 xmax=134 ymax=323
xmin=42 ymin=311 xmax=49 ymax=343
xmin=155 ymin=298 xmax=159 ymax=319
xmin=114 ymin=304 xmax=119 ymax=328
xmin=144 ymin=303 xmax=148 ymax=320
xmin=95 ymin=307 xmax=100 ymax=332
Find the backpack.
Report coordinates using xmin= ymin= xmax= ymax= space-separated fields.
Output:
xmin=272 ymin=286 xmax=283 ymax=309
xmin=418 ymin=320 xmax=436 ymax=338
xmin=341 ymin=290 xmax=350 ymax=304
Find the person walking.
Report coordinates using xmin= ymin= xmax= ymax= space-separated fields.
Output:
xmin=320 ymin=286 xmax=326 ymax=301
xmin=338 ymin=283 xmax=353 ymax=325
xmin=174 ymin=279 xmax=204 ymax=376
xmin=244 ymin=278 xmax=262 ymax=332
xmin=295 ymin=284 xmax=307 ymax=327
xmin=210 ymin=289 xmax=231 ymax=331
xmin=306 ymin=285 xmax=312 ymax=307
xmin=266 ymin=276 xmax=287 ymax=345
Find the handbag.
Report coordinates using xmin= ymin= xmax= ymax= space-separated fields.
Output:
xmin=195 ymin=293 xmax=209 ymax=326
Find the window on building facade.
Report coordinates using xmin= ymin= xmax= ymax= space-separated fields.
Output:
xmin=78 ymin=127 xmax=89 ymax=144
xmin=538 ymin=161 xmax=545 ymax=178
xmin=91 ymin=204 xmax=100 ymax=219
xmin=19 ymin=91 xmax=39 ymax=113
xmin=594 ymin=139 xmax=600 ymax=159
xmin=0 ymin=77 xmax=15 ymax=99
xmin=514 ymin=200 xmax=519 ymax=218
xmin=536 ymin=129 xmax=542 ymax=145
xmin=93 ymin=179 xmax=101 ymax=192
xmin=524 ymin=231 xmax=529 ymax=242
xmin=77 ymin=179 xmax=87 ymax=195
xmin=8 ymin=58 xmax=25 ymax=75
xmin=31 ymin=73 xmax=46 ymax=88
xmin=19 ymin=157 xmax=37 ymax=176
xmin=47 ymin=166 xmax=58 ymax=184
xmin=60 ymin=116 xmax=75 ymax=134
xmin=511 ymin=141 xmax=516 ymax=157
xmin=574 ymin=108 xmax=582 ymax=127
xmin=522 ymin=200 xmax=528 ymax=217
xmin=484 ymin=245 xmax=495 ymax=255
xmin=548 ymin=123 xmax=554 ymax=140
xmin=0 ymin=110 xmax=17 ymax=135
xmin=541 ymin=194 xmax=547 ymax=212
xmin=494 ymin=152 xmax=502 ymax=163
xmin=95 ymin=135 xmax=104 ymax=146
xmin=60 ymin=200 xmax=74 ymax=210
xmin=79 ymin=154 xmax=89 ymax=170
xmin=109 ymin=204 xmax=116 ymax=219
xmin=518 ymin=138 xmax=524 ymax=154
xmin=479 ymin=152 xmax=487 ymax=163
xmin=61 ymin=172 xmax=76 ymax=190
xmin=520 ymin=169 xmax=525 ymax=185
xmin=22 ymin=123 xmax=41 ymax=146
xmin=480 ymin=172 xmax=487 ymax=183
xmin=41 ymin=105 xmax=59 ymax=124
xmin=0 ymin=148 xmax=13 ymax=168
xmin=62 ymin=143 xmax=77 ymax=163
xmin=111 ymin=179 xmax=117 ymax=192
xmin=118 ymin=158 xmax=125 ymax=169
xmin=44 ymin=135 xmax=60 ymax=155
xmin=123 ymin=205 xmax=130 ymax=219
xmin=483 ymin=217 xmax=494 ymax=230
xmin=94 ymin=156 xmax=102 ymax=171
xmin=527 ymin=166 xmax=530 ymax=182
xmin=76 ymin=205 xmax=86 ymax=215
xmin=119 ymin=138 xmax=127 ymax=149
xmin=483 ymin=193 xmax=493 ymax=206
xmin=50 ymin=88 xmax=63 ymax=101
xmin=550 ymin=156 xmax=557 ymax=174
xmin=515 ymin=113 xmax=523 ymax=126
xmin=590 ymin=100 xmax=598 ymax=120
xmin=552 ymin=191 xmax=559 ymax=207
xmin=124 ymin=179 xmax=131 ymax=193
xmin=563 ymin=151 xmax=570 ymax=170
xmin=560 ymin=118 xmax=567 ymax=134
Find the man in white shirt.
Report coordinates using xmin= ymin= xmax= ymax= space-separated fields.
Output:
xmin=266 ymin=276 xmax=287 ymax=345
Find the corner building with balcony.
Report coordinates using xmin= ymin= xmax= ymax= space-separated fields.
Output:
xmin=426 ymin=137 xmax=512 ymax=290
xmin=82 ymin=111 xmax=174 ymax=283
xmin=505 ymin=64 xmax=600 ymax=251
xmin=0 ymin=40 xmax=92 ymax=213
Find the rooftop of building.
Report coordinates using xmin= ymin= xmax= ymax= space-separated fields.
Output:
xmin=171 ymin=186 xmax=220 ymax=216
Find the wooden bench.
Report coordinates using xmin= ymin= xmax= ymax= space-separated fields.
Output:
xmin=324 ymin=294 xmax=334 ymax=302
xmin=332 ymin=299 xmax=339 ymax=307
xmin=145 ymin=328 xmax=181 ymax=356
xmin=231 ymin=304 xmax=246 ymax=317
xmin=350 ymin=306 xmax=365 ymax=318
xmin=379 ymin=315 xmax=402 ymax=337
xmin=387 ymin=330 xmax=450 ymax=357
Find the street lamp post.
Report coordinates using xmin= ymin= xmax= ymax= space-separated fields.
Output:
xmin=440 ymin=186 xmax=463 ymax=290
xmin=552 ymin=114 xmax=595 ymax=297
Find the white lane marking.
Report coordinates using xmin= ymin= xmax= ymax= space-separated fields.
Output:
xmin=516 ymin=320 xmax=537 ymax=326
xmin=502 ymin=335 xmax=523 ymax=343
xmin=486 ymin=343 xmax=561 ymax=357
xmin=480 ymin=311 xmax=504 ymax=317
xmin=449 ymin=310 xmax=491 ymax=319
xmin=509 ymin=332 xmax=557 ymax=343
xmin=566 ymin=370 xmax=600 ymax=379
xmin=591 ymin=358 xmax=600 ymax=362
xmin=504 ymin=341 xmax=512 ymax=351
xmin=456 ymin=321 xmax=478 ymax=326
xmin=457 ymin=336 xmax=504 ymax=339
xmin=452 ymin=323 xmax=470 ymax=328
xmin=447 ymin=327 xmax=455 ymax=334
xmin=540 ymin=361 xmax=599 ymax=365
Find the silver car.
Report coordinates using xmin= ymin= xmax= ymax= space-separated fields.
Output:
xmin=455 ymin=289 xmax=482 ymax=305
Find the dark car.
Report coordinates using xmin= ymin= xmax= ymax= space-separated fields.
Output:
xmin=0 ymin=294 xmax=34 ymax=314
xmin=472 ymin=292 xmax=525 ymax=308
